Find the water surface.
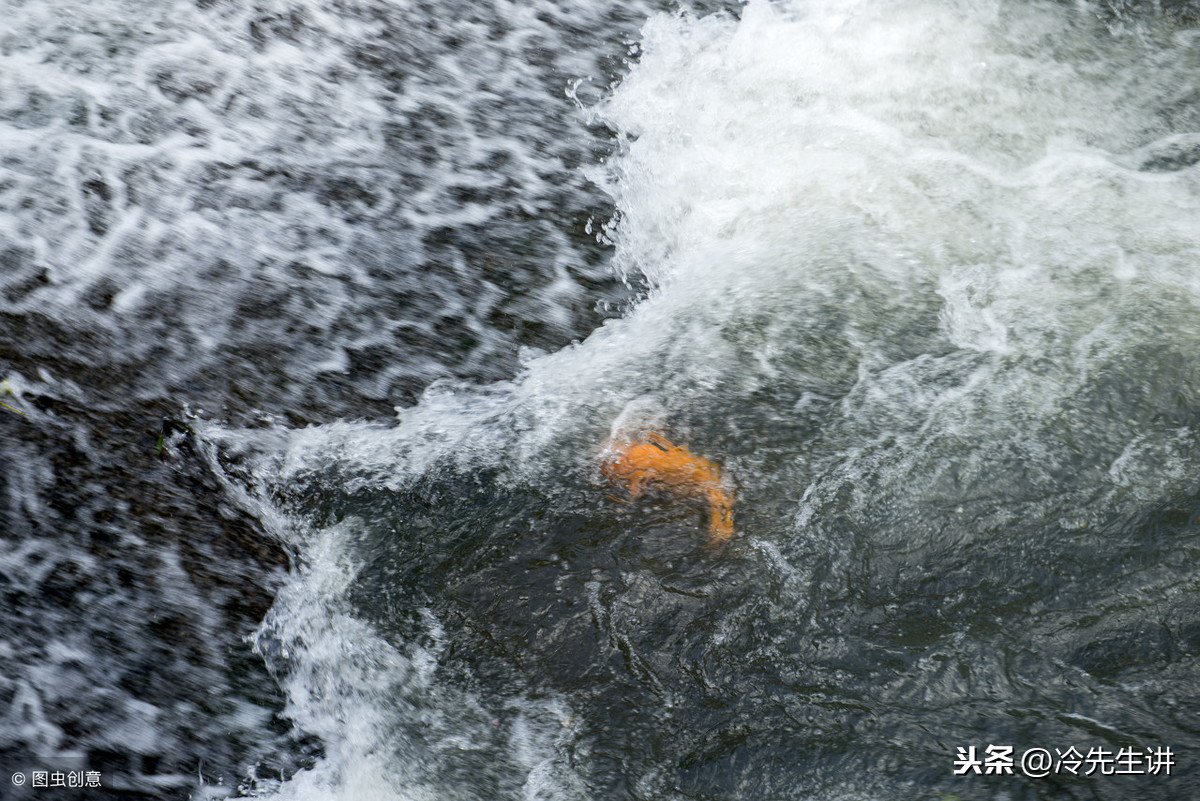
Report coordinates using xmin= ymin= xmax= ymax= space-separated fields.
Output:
xmin=3 ymin=0 xmax=1200 ymax=799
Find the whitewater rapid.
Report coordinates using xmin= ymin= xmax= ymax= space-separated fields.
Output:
xmin=4 ymin=0 xmax=1200 ymax=798
xmin=216 ymin=1 xmax=1200 ymax=799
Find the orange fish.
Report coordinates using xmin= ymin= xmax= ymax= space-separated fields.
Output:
xmin=601 ymin=431 xmax=734 ymax=546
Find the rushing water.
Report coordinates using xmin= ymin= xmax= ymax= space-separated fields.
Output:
xmin=4 ymin=0 xmax=1200 ymax=799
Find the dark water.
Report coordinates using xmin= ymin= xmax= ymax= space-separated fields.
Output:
xmin=4 ymin=0 xmax=1200 ymax=799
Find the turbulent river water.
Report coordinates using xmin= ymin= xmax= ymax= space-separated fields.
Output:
xmin=4 ymin=0 xmax=1200 ymax=799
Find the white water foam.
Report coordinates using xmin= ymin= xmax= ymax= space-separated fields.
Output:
xmin=227 ymin=0 xmax=1200 ymax=798
xmin=0 ymin=0 xmax=661 ymax=416
xmin=227 ymin=508 xmax=587 ymax=801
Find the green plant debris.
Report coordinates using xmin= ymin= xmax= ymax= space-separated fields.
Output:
xmin=0 ymin=379 xmax=25 ymax=416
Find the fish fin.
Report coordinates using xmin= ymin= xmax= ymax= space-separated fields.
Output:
xmin=646 ymin=431 xmax=675 ymax=451
xmin=705 ymin=488 xmax=734 ymax=546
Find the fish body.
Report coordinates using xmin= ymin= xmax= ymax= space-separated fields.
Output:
xmin=601 ymin=431 xmax=734 ymax=545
